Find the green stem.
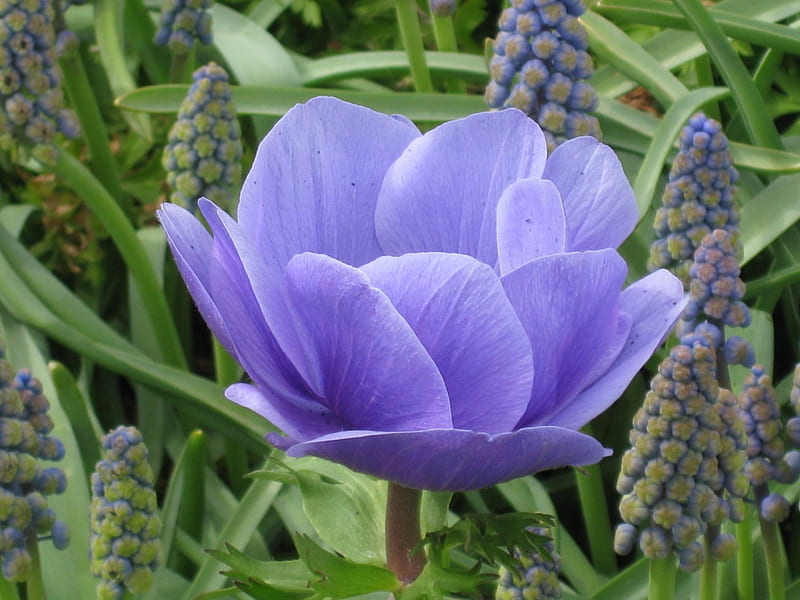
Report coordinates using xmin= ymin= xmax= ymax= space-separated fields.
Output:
xmin=394 ymin=0 xmax=434 ymax=93
xmin=700 ymin=527 xmax=719 ymax=600
xmin=574 ymin=425 xmax=615 ymax=575
xmin=431 ymin=15 xmax=465 ymax=94
xmin=756 ymin=484 xmax=786 ymax=600
xmin=169 ymin=46 xmax=195 ymax=84
xmin=52 ymin=152 xmax=187 ymax=370
xmin=0 ymin=574 xmax=19 ymax=600
xmin=214 ymin=337 xmax=248 ymax=495
xmin=736 ymin=509 xmax=755 ymax=600
xmin=648 ymin=556 xmax=677 ymax=600
xmin=386 ymin=483 xmax=426 ymax=583
xmin=26 ymin=539 xmax=46 ymax=600
xmin=58 ymin=48 xmax=125 ymax=208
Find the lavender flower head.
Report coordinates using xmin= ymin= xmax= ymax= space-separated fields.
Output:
xmin=649 ymin=113 xmax=739 ymax=283
xmin=0 ymin=357 xmax=68 ymax=582
xmin=162 ymin=62 xmax=242 ymax=212
xmin=0 ymin=0 xmax=80 ymax=163
xmin=154 ymin=0 xmax=213 ymax=54
xmin=90 ymin=426 xmax=161 ymax=600
xmin=485 ymin=0 xmax=600 ymax=151
xmin=159 ymin=97 xmax=686 ymax=491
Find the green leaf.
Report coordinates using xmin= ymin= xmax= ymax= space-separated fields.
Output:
xmin=633 ymin=87 xmax=730 ymax=217
xmin=115 ymin=84 xmax=487 ymax=123
xmin=295 ymin=535 xmax=400 ymax=599
xmin=209 ymin=544 xmax=313 ymax=593
xmin=583 ymin=10 xmax=688 ymax=107
xmin=672 ymin=0 xmax=783 ymax=148
xmin=740 ymin=173 xmax=800 ymax=264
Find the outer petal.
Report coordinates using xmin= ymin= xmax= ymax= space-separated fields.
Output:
xmin=238 ymin=97 xmax=420 ymax=271
xmin=361 ymin=252 xmax=533 ymax=433
xmin=284 ymin=253 xmax=453 ymax=432
xmin=543 ymin=137 xmax=638 ymax=251
xmin=546 ymin=269 xmax=688 ymax=429
xmin=496 ymin=178 xmax=566 ymax=275
xmin=375 ymin=109 xmax=547 ymax=265
xmin=158 ymin=203 xmax=234 ymax=353
xmin=502 ymin=250 xmax=629 ymax=427
xmin=280 ymin=427 xmax=609 ymax=491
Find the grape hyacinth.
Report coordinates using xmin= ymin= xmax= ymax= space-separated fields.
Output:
xmin=154 ymin=0 xmax=213 ymax=54
xmin=162 ymin=62 xmax=242 ymax=212
xmin=0 ymin=0 xmax=80 ymax=163
xmin=485 ymin=0 xmax=600 ymax=151
xmin=649 ymin=113 xmax=740 ymax=283
xmin=496 ymin=528 xmax=561 ymax=600
xmin=0 ymin=356 xmax=69 ymax=583
xmin=90 ymin=426 xmax=161 ymax=600
xmin=614 ymin=330 xmax=749 ymax=571
xmin=739 ymin=367 xmax=799 ymax=522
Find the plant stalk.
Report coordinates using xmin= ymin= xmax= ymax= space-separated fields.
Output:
xmin=648 ymin=555 xmax=677 ymax=600
xmin=386 ymin=482 xmax=426 ymax=583
xmin=394 ymin=0 xmax=434 ymax=93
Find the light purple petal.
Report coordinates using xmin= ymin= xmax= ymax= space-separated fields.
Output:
xmin=280 ymin=427 xmax=609 ymax=491
xmin=361 ymin=253 xmax=533 ymax=433
xmin=375 ymin=110 xmax=547 ymax=265
xmin=543 ymin=137 xmax=638 ymax=251
xmin=201 ymin=203 xmax=315 ymax=405
xmin=238 ymin=97 xmax=420 ymax=271
xmin=502 ymin=250 xmax=629 ymax=427
xmin=158 ymin=202 xmax=234 ymax=353
xmin=284 ymin=253 xmax=453 ymax=432
xmin=496 ymin=178 xmax=566 ymax=275
xmin=546 ymin=269 xmax=688 ymax=429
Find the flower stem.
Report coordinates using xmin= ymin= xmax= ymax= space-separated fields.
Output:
xmin=700 ymin=527 xmax=719 ymax=600
xmin=0 ymin=575 xmax=19 ymax=600
xmin=394 ymin=0 xmax=434 ymax=93
xmin=574 ymin=425 xmax=615 ymax=575
xmin=431 ymin=14 xmax=466 ymax=94
xmin=386 ymin=482 xmax=426 ymax=583
xmin=169 ymin=46 xmax=195 ymax=84
xmin=26 ymin=538 xmax=46 ymax=600
xmin=755 ymin=484 xmax=786 ymax=600
xmin=648 ymin=556 xmax=676 ymax=600
xmin=735 ymin=510 xmax=755 ymax=600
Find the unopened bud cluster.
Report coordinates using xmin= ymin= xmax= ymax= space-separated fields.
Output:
xmin=739 ymin=367 xmax=800 ymax=523
xmin=0 ymin=358 xmax=68 ymax=582
xmin=485 ymin=0 xmax=600 ymax=152
xmin=0 ymin=0 xmax=80 ymax=163
xmin=90 ymin=426 xmax=161 ymax=600
xmin=615 ymin=331 xmax=749 ymax=572
xmin=649 ymin=113 xmax=739 ymax=282
xmin=495 ymin=528 xmax=561 ymax=600
xmin=154 ymin=0 xmax=213 ymax=54
xmin=162 ymin=62 xmax=242 ymax=212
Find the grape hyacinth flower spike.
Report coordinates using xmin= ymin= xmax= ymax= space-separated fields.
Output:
xmin=496 ymin=528 xmax=561 ymax=600
xmin=90 ymin=426 xmax=161 ymax=600
xmin=485 ymin=0 xmax=600 ymax=151
xmin=158 ymin=96 xmax=686 ymax=493
xmin=162 ymin=62 xmax=242 ymax=212
xmin=0 ymin=0 xmax=80 ymax=163
xmin=154 ymin=0 xmax=213 ymax=54
xmin=0 ymin=357 xmax=69 ymax=583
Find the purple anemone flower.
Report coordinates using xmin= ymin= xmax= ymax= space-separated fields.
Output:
xmin=159 ymin=97 xmax=686 ymax=491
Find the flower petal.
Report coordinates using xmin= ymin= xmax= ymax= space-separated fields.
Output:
xmin=496 ymin=178 xmax=566 ymax=275
xmin=546 ymin=269 xmax=688 ymax=429
xmin=375 ymin=109 xmax=547 ymax=265
xmin=361 ymin=252 xmax=533 ymax=433
xmin=280 ymin=427 xmax=609 ymax=491
xmin=543 ymin=137 xmax=638 ymax=251
xmin=284 ymin=253 xmax=453 ymax=432
xmin=237 ymin=96 xmax=420 ymax=271
xmin=158 ymin=202 xmax=234 ymax=352
xmin=502 ymin=250 xmax=629 ymax=427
